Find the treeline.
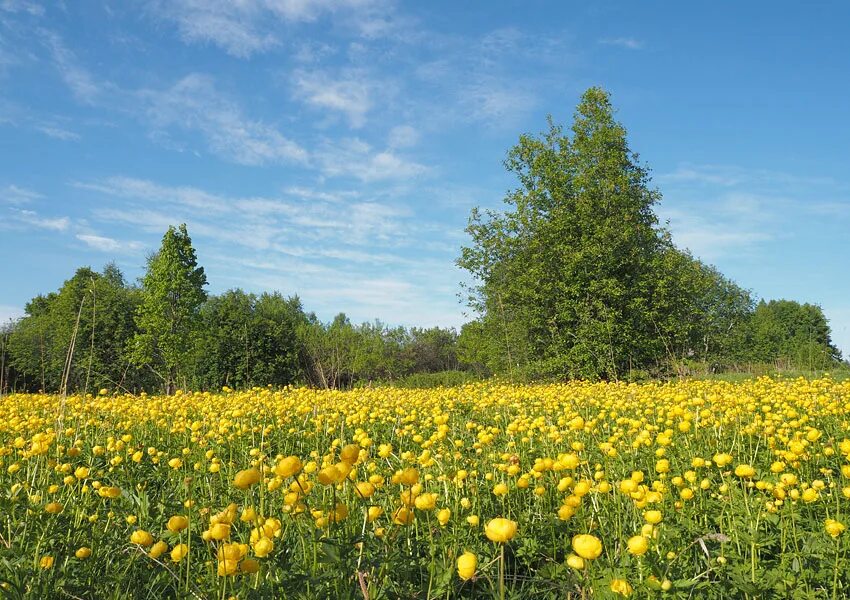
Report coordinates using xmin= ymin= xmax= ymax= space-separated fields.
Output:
xmin=456 ymin=87 xmax=843 ymax=380
xmin=0 ymin=239 xmax=469 ymax=395
xmin=0 ymin=88 xmax=844 ymax=392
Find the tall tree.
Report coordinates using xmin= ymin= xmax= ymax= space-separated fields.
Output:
xmin=458 ymin=87 xmax=667 ymax=380
xmin=131 ymin=224 xmax=207 ymax=394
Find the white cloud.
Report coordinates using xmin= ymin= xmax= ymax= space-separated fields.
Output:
xmin=292 ymin=68 xmax=373 ymax=128
xmin=36 ymin=125 xmax=80 ymax=140
xmin=74 ymin=176 xmax=231 ymax=212
xmin=316 ymin=138 xmax=427 ymax=181
xmin=0 ymin=0 xmax=44 ymax=15
xmin=387 ymin=124 xmax=418 ymax=148
xmin=0 ymin=304 xmax=24 ymax=325
xmin=599 ymin=37 xmax=644 ymax=50
xmin=139 ymin=74 xmax=309 ymax=166
xmin=658 ymin=163 xmax=839 ymax=189
xmin=76 ymin=234 xmax=144 ymax=253
xmin=10 ymin=208 xmax=70 ymax=231
xmin=146 ymin=0 xmax=397 ymax=58
xmin=2 ymin=184 xmax=42 ymax=204
xmin=41 ymin=30 xmax=101 ymax=104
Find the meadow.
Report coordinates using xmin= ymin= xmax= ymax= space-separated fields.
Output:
xmin=1 ymin=377 xmax=849 ymax=599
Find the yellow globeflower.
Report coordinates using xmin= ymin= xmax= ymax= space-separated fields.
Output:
xmin=150 ymin=541 xmax=169 ymax=559
xmin=317 ymin=465 xmax=342 ymax=486
xmin=802 ymin=488 xmax=819 ymax=503
xmin=45 ymin=502 xmax=63 ymax=514
xmin=484 ymin=518 xmax=517 ymax=543
xmin=456 ymin=551 xmax=477 ymax=580
xmin=171 ymin=543 xmax=189 ymax=562
xmin=627 ymin=535 xmax=649 ymax=556
xmin=825 ymin=519 xmax=846 ymax=537
xmin=233 ymin=467 xmax=262 ymax=490
xmin=393 ymin=506 xmax=414 ymax=525
xmin=734 ymin=464 xmax=756 ymax=478
xmin=644 ymin=510 xmax=663 ymax=525
xmin=437 ymin=508 xmax=451 ymax=526
xmin=240 ymin=558 xmax=260 ymax=574
xmin=713 ymin=454 xmax=733 ymax=468
xmin=253 ymin=537 xmax=274 ymax=558
xmin=572 ymin=534 xmax=602 ymax=560
xmin=208 ymin=523 xmax=231 ymax=541
xmin=354 ymin=482 xmax=375 ymax=499
xmin=611 ymin=578 xmax=633 ymax=597
xmin=339 ymin=444 xmax=361 ymax=464
xmin=167 ymin=515 xmax=189 ymax=532
xmin=130 ymin=530 xmax=154 ymax=547
xmin=75 ymin=547 xmax=92 ymax=559
xmin=566 ymin=554 xmax=585 ymax=570
xmin=274 ymin=456 xmax=303 ymax=478
xmin=39 ymin=556 xmax=54 ymax=569
xmin=74 ymin=466 xmax=90 ymax=479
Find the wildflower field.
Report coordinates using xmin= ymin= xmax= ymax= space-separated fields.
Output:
xmin=2 ymin=378 xmax=850 ymax=599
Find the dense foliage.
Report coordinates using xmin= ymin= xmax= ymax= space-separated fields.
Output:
xmin=3 ymin=379 xmax=850 ymax=598
xmin=457 ymin=88 xmax=841 ymax=379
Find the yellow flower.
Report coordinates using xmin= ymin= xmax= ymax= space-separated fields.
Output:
xmin=274 ymin=456 xmax=303 ymax=478
xmin=393 ymin=506 xmax=414 ymax=525
xmin=150 ymin=540 xmax=169 ymax=559
xmin=611 ymin=578 xmax=633 ymax=597
xmin=802 ymin=488 xmax=819 ymax=503
xmin=75 ymin=547 xmax=92 ymax=559
xmin=456 ymin=551 xmax=477 ymax=580
xmin=644 ymin=510 xmax=663 ymax=525
xmin=39 ymin=556 xmax=54 ymax=569
xmin=354 ymin=482 xmax=375 ymax=498
xmin=171 ymin=543 xmax=189 ymax=562
xmin=466 ymin=515 xmax=479 ymax=526
xmin=208 ymin=523 xmax=231 ymax=541
xmin=627 ymin=535 xmax=648 ymax=556
xmin=167 ymin=515 xmax=189 ymax=532
xmin=566 ymin=554 xmax=585 ymax=570
xmin=44 ymin=502 xmax=63 ymax=514
xmin=713 ymin=453 xmax=733 ymax=467
xmin=734 ymin=464 xmax=756 ymax=478
xmin=74 ymin=466 xmax=90 ymax=479
xmin=253 ymin=537 xmax=274 ymax=558
xmin=484 ymin=518 xmax=517 ymax=543
xmin=825 ymin=519 xmax=846 ymax=538
xmin=437 ymin=508 xmax=451 ymax=526
xmin=130 ymin=530 xmax=154 ymax=547
xmin=240 ymin=558 xmax=260 ymax=574
xmin=233 ymin=467 xmax=262 ymax=489
xmin=339 ymin=444 xmax=361 ymax=464
xmin=571 ymin=534 xmax=602 ymax=560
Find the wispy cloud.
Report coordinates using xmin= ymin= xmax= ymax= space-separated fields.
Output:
xmin=9 ymin=208 xmax=70 ymax=231
xmin=74 ymin=175 xmax=231 ymax=212
xmin=0 ymin=304 xmax=24 ymax=325
xmin=35 ymin=124 xmax=80 ymax=140
xmin=316 ymin=138 xmax=427 ymax=181
xmin=139 ymin=73 xmax=309 ymax=166
xmin=76 ymin=233 xmax=144 ymax=253
xmin=599 ymin=37 xmax=644 ymax=50
xmin=41 ymin=29 xmax=101 ymax=104
xmin=0 ymin=0 xmax=44 ymax=16
xmin=145 ymin=0 xmax=398 ymax=58
xmin=292 ymin=68 xmax=374 ymax=128
xmin=658 ymin=163 xmax=840 ymax=189
xmin=2 ymin=184 xmax=42 ymax=204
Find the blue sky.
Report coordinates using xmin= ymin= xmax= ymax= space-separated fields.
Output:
xmin=1 ymin=1 xmax=849 ymax=356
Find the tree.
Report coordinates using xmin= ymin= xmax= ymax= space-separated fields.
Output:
xmin=7 ymin=265 xmax=142 ymax=393
xmin=458 ymin=88 xmax=667 ymax=380
xmin=131 ymin=224 xmax=207 ymax=394
xmin=747 ymin=300 xmax=841 ymax=369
